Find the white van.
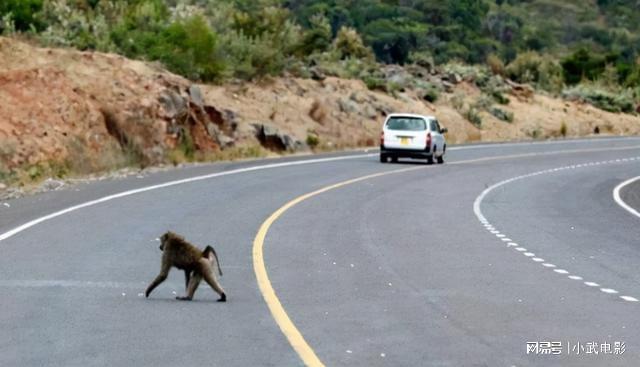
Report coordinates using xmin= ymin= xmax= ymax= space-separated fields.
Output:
xmin=380 ymin=113 xmax=447 ymax=164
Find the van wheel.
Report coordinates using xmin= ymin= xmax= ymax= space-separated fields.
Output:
xmin=437 ymin=155 xmax=444 ymax=164
xmin=391 ymin=156 xmax=398 ymax=163
xmin=426 ymin=155 xmax=434 ymax=164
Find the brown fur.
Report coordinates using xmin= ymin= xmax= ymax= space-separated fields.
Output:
xmin=145 ymin=231 xmax=226 ymax=302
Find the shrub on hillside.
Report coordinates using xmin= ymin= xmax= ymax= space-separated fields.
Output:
xmin=506 ymin=51 xmax=563 ymax=92
xmin=38 ymin=0 xmax=115 ymax=51
xmin=297 ymin=14 xmax=331 ymax=56
xmin=332 ymin=26 xmax=374 ymax=60
xmin=464 ymin=108 xmax=483 ymax=128
xmin=561 ymin=48 xmax=606 ymax=85
xmin=441 ymin=62 xmax=490 ymax=84
xmin=489 ymin=107 xmax=514 ymax=122
xmin=111 ymin=11 xmax=224 ymax=81
xmin=0 ymin=0 xmax=44 ymax=32
xmin=486 ymin=54 xmax=505 ymax=76
xmin=562 ymin=84 xmax=635 ymax=113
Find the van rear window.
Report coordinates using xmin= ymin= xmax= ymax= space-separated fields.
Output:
xmin=386 ymin=117 xmax=426 ymax=131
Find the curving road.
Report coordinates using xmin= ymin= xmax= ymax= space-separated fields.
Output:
xmin=1 ymin=137 xmax=640 ymax=366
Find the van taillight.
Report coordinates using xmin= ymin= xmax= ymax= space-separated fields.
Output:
xmin=426 ymin=132 xmax=432 ymax=149
xmin=380 ymin=131 xmax=384 ymax=146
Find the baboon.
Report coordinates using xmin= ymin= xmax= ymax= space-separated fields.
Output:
xmin=145 ymin=231 xmax=226 ymax=302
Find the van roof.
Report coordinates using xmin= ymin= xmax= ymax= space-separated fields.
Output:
xmin=386 ymin=113 xmax=435 ymax=120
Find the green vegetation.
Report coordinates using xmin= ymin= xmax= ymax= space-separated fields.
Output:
xmin=306 ymin=133 xmax=320 ymax=148
xmin=489 ymin=106 xmax=513 ymax=122
xmin=1 ymin=0 xmax=639 ymax=111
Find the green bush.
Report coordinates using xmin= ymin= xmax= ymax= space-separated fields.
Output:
xmin=562 ymin=84 xmax=635 ymax=113
xmin=332 ymin=26 xmax=373 ymax=60
xmin=561 ymin=49 xmax=606 ymax=85
xmin=464 ymin=108 xmax=482 ymax=127
xmin=150 ymin=16 xmax=224 ymax=81
xmin=297 ymin=14 xmax=331 ymax=56
xmin=560 ymin=121 xmax=567 ymax=137
xmin=492 ymin=91 xmax=510 ymax=104
xmin=421 ymin=87 xmax=439 ymax=103
xmin=38 ymin=0 xmax=115 ymax=51
xmin=0 ymin=0 xmax=43 ymax=32
xmin=506 ymin=51 xmax=563 ymax=92
xmin=306 ymin=134 xmax=320 ymax=148
xmin=363 ymin=75 xmax=387 ymax=91
xmin=489 ymin=107 xmax=514 ymax=122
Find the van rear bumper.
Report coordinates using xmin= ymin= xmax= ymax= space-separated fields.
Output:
xmin=380 ymin=146 xmax=432 ymax=158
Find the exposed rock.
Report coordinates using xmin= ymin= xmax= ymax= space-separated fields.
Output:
xmin=40 ymin=178 xmax=65 ymax=191
xmin=218 ymin=134 xmax=235 ymax=148
xmin=188 ymin=85 xmax=204 ymax=108
xmin=338 ymin=98 xmax=359 ymax=114
xmin=310 ymin=67 xmax=326 ymax=81
xmin=506 ymin=79 xmax=534 ymax=101
xmin=349 ymin=92 xmax=367 ymax=104
xmin=363 ymin=104 xmax=378 ymax=119
xmin=444 ymin=72 xmax=462 ymax=84
xmin=158 ymin=89 xmax=187 ymax=119
xmin=253 ymin=123 xmax=302 ymax=152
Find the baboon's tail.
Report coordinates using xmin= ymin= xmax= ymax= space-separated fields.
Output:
xmin=204 ymin=245 xmax=222 ymax=276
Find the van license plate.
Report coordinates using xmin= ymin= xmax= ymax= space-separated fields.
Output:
xmin=400 ymin=137 xmax=409 ymax=145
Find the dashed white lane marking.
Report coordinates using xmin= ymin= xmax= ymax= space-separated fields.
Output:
xmin=620 ymin=296 xmax=639 ymax=302
xmin=474 ymin=155 xmax=640 ymax=303
xmin=613 ymin=176 xmax=640 ymax=219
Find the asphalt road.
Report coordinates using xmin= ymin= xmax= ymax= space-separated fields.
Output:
xmin=1 ymin=137 xmax=640 ymax=366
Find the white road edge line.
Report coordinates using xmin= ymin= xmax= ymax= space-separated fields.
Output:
xmin=613 ymin=176 xmax=640 ymax=219
xmin=473 ymin=154 xmax=640 ymax=303
xmin=0 ymin=153 xmax=378 ymax=242
xmin=1 ymin=142 xmax=638 ymax=244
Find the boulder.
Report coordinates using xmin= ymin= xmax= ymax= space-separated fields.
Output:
xmin=338 ymin=98 xmax=359 ymax=114
xmin=158 ymin=89 xmax=187 ymax=119
xmin=363 ymin=104 xmax=378 ymax=119
xmin=253 ymin=123 xmax=302 ymax=152
xmin=188 ymin=85 xmax=204 ymax=108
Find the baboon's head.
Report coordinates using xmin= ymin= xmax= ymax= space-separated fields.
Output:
xmin=159 ymin=231 xmax=177 ymax=251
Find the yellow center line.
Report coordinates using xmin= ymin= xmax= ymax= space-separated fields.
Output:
xmin=252 ymin=144 xmax=640 ymax=366
xmin=252 ymin=166 xmax=420 ymax=367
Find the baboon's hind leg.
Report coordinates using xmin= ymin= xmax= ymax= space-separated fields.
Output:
xmin=199 ymin=259 xmax=226 ymax=302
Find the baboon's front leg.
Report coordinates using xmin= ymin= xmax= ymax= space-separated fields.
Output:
xmin=145 ymin=264 xmax=170 ymax=298
xmin=184 ymin=270 xmax=191 ymax=291
xmin=177 ymin=273 xmax=201 ymax=301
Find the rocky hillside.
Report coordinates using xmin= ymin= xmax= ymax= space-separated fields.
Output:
xmin=1 ymin=37 xmax=640 ymax=189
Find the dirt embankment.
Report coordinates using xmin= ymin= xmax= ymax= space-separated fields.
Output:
xmin=1 ymin=37 xmax=640 ymax=189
